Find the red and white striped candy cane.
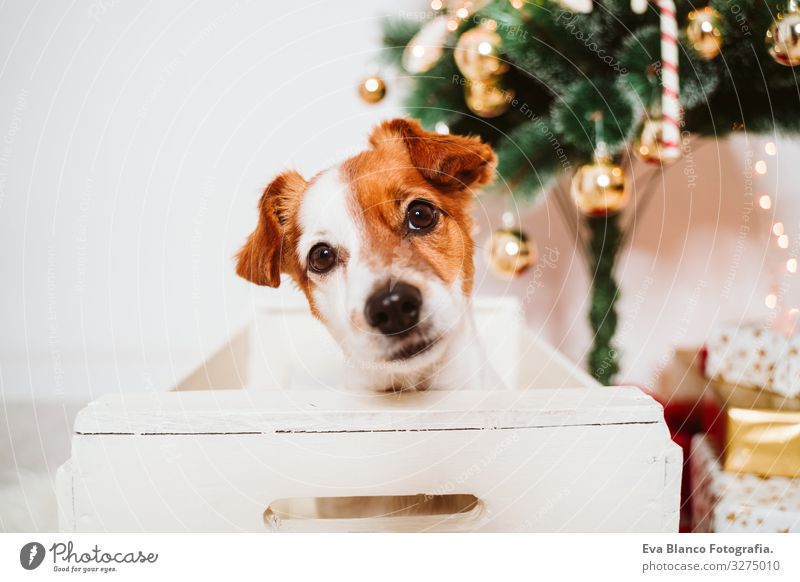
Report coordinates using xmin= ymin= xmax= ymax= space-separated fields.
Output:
xmin=657 ymin=0 xmax=681 ymax=157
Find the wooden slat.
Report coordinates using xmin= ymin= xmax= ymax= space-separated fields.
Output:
xmin=74 ymin=387 xmax=662 ymax=435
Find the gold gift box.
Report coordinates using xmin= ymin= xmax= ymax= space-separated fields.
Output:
xmin=712 ymin=381 xmax=800 ymax=478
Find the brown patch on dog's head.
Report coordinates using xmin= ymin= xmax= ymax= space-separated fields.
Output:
xmin=235 ymin=170 xmax=307 ymax=288
xmin=368 ymin=118 xmax=495 ymax=193
xmin=342 ymin=118 xmax=496 ymax=294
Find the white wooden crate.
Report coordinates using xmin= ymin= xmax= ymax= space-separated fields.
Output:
xmin=57 ymin=298 xmax=681 ymax=532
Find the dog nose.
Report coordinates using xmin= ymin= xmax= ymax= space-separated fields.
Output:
xmin=364 ymin=282 xmax=423 ymax=336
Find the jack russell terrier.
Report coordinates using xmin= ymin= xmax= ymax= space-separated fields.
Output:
xmin=236 ymin=118 xmax=501 ymax=392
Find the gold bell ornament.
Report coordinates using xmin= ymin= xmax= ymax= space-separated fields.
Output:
xmin=686 ymin=7 xmax=723 ymax=60
xmin=488 ymin=211 xmax=537 ymax=278
xmin=454 ymin=21 xmax=508 ymax=82
xmin=571 ymin=147 xmax=628 ymax=216
xmin=766 ymin=0 xmax=800 ymax=67
xmin=464 ymin=79 xmax=513 ymax=118
xmin=357 ymin=75 xmax=386 ymax=104
xmin=571 ymin=114 xmax=628 ymax=216
xmin=635 ymin=116 xmax=682 ymax=165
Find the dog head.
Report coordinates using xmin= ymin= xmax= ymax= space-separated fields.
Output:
xmin=236 ymin=118 xmax=495 ymax=387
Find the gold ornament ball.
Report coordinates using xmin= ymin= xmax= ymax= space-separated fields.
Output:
xmin=766 ymin=11 xmax=800 ymax=67
xmin=464 ymin=79 xmax=513 ymax=118
xmin=358 ymin=76 xmax=386 ymax=104
xmin=635 ymin=118 xmax=681 ymax=165
xmin=686 ymin=7 xmax=723 ymax=60
xmin=454 ymin=23 xmax=507 ymax=82
xmin=570 ymin=157 xmax=628 ymax=216
xmin=488 ymin=228 xmax=537 ymax=277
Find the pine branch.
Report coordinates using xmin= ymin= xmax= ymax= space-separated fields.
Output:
xmin=586 ymin=213 xmax=622 ymax=385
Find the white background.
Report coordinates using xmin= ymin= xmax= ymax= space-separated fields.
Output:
xmin=1 ymin=0 xmax=798 ymax=399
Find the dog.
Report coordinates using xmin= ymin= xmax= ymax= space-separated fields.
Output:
xmin=236 ymin=118 xmax=501 ymax=393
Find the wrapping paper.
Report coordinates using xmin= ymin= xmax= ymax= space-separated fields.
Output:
xmin=690 ymin=435 xmax=800 ymax=533
xmin=656 ymin=347 xmax=710 ymax=403
xmin=724 ymin=408 xmax=800 ymax=478
xmin=772 ymin=334 xmax=800 ymax=399
xmin=713 ymin=380 xmax=800 ymax=411
xmin=704 ymin=380 xmax=800 ymax=478
xmin=705 ymin=323 xmax=786 ymax=392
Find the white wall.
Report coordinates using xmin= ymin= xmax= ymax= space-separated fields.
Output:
xmin=1 ymin=0 xmax=798 ymax=398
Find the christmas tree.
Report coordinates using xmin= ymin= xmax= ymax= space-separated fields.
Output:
xmin=377 ymin=0 xmax=800 ymax=384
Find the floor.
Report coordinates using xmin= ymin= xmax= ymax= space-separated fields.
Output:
xmin=0 ymin=399 xmax=85 ymax=531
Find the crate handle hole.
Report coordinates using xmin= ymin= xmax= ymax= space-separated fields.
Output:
xmin=264 ymin=494 xmax=481 ymax=529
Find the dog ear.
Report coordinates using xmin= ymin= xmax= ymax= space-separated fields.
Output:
xmin=369 ymin=118 xmax=496 ymax=193
xmin=236 ymin=170 xmax=306 ymax=287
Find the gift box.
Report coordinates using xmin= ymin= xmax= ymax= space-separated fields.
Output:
xmin=656 ymin=346 xmax=711 ymax=403
xmin=705 ymin=322 xmax=798 ymax=398
xmin=703 ymin=322 xmax=800 ymax=478
xmin=690 ymin=434 xmax=800 ymax=533
xmin=725 ymin=406 xmax=800 ymax=478
xmin=703 ymin=380 xmax=800 ymax=478
xmin=651 ymin=349 xmax=712 ymax=531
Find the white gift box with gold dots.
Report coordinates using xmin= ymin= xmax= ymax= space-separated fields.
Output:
xmin=705 ymin=323 xmax=785 ymax=391
xmin=705 ymin=323 xmax=800 ymax=399
xmin=690 ymin=434 xmax=800 ymax=533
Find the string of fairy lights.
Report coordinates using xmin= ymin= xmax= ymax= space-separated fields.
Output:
xmin=757 ymin=139 xmax=798 ymax=327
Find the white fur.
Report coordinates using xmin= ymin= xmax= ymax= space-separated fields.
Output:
xmin=297 ymin=170 xmax=361 ymax=268
xmin=295 ymin=169 xmax=500 ymax=392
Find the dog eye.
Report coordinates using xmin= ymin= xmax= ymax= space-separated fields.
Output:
xmin=308 ymin=243 xmax=337 ymax=274
xmin=406 ymin=200 xmax=439 ymax=234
